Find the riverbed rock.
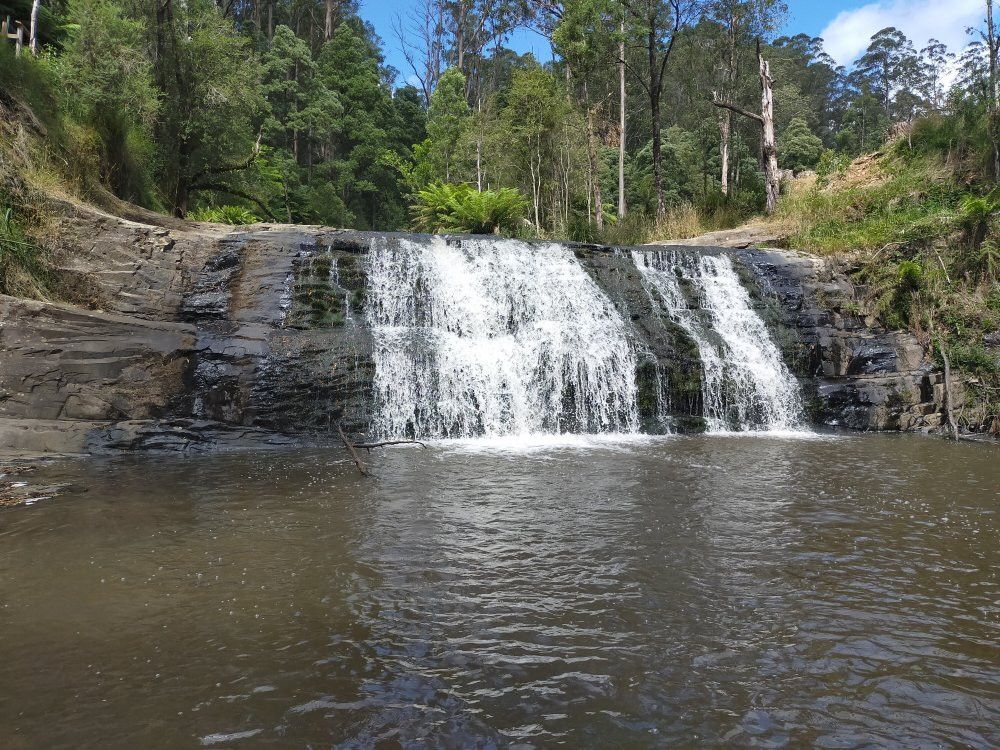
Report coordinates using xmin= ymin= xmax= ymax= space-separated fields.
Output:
xmin=0 ymin=206 xmax=951 ymax=455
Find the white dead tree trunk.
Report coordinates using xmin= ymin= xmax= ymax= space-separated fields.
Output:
xmin=711 ymin=41 xmax=780 ymax=214
xmin=29 ymin=0 xmax=40 ymax=55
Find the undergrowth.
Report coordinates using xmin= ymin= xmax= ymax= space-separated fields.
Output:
xmin=0 ymin=192 xmax=51 ymax=298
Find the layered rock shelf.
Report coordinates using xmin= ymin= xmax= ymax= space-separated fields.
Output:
xmin=0 ymin=208 xmax=948 ymax=455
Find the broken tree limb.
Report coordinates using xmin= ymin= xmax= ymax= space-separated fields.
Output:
xmin=337 ymin=422 xmax=371 ymax=477
xmin=927 ymin=319 xmax=960 ymax=441
xmin=354 ymin=439 xmax=426 ymax=450
xmin=710 ymin=92 xmax=763 ymax=124
xmin=937 ymin=335 xmax=960 ymax=441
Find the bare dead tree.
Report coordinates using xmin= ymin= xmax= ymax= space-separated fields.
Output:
xmin=711 ymin=40 xmax=780 ymax=214
xmin=394 ymin=0 xmax=447 ymax=106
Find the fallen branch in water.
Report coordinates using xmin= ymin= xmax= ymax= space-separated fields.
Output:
xmin=335 ymin=426 xmax=426 ymax=476
xmin=336 ymin=422 xmax=371 ymax=477
xmin=354 ymin=439 xmax=427 ymax=450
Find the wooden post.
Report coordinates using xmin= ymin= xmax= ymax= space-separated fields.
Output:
xmin=15 ymin=21 xmax=24 ymax=57
xmin=29 ymin=0 xmax=40 ymax=55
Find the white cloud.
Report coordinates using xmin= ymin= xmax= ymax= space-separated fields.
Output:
xmin=818 ymin=0 xmax=984 ymax=66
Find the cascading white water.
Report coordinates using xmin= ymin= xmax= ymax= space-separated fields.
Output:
xmin=632 ymin=249 xmax=804 ymax=432
xmin=366 ymin=236 xmax=640 ymax=439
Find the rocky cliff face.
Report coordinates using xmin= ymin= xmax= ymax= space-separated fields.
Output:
xmin=0 ymin=208 xmax=950 ymax=455
xmin=736 ymin=249 xmax=947 ymax=432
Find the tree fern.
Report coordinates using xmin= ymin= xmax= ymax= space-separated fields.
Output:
xmin=411 ymin=183 xmax=527 ymax=235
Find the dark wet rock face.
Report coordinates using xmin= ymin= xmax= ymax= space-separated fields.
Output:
xmin=736 ymin=249 xmax=943 ymax=431
xmin=0 ymin=214 xmax=947 ymax=455
xmin=174 ymin=231 xmax=375 ymax=437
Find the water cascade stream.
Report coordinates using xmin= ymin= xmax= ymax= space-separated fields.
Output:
xmin=363 ymin=236 xmax=804 ymax=439
xmin=632 ymin=248 xmax=804 ymax=431
xmin=365 ymin=236 xmax=640 ymax=439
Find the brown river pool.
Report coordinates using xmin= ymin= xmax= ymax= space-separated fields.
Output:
xmin=0 ymin=433 xmax=997 ymax=748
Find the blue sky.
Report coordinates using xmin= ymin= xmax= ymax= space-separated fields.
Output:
xmin=359 ymin=0 xmax=985 ymax=83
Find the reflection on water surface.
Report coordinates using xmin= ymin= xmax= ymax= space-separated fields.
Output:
xmin=1 ymin=434 xmax=997 ymax=748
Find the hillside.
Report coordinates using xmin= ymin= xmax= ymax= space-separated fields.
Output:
xmin=759 ymin=130 xmax=1000 ymax=433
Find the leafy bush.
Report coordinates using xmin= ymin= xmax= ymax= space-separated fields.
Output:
xmin=815 ymin=150 xmax=851 ymax=184
xmin=863 ymin=259 xmax=924 ymax=330
xmin=958 ymin=190 xmax=999 ymax=246
xmin=970 ymin=239 xmax=1000 ymax=282
xmin=188 ymin=205 xmax=261 ymax=224
xmin=948 ymin=341 xmax=1000 ymax=375
xmin=411 ymin=182 xmax=527 ymax=235
xmin=599 ymin=211 xmax=651 ymax=246
xmin=780 ymin=118 xmax=824 ymax=173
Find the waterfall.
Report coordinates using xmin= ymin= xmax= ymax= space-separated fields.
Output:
xmin=365 ymin=236 xmax=640 ymax=439
xmin=632 ymin=249 xmax=804 ymax=432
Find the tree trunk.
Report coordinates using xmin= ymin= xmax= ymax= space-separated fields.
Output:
xmin=648 ymin=27 xmax=665 ymax=219
xmin=584 ymin=82 xmax=604 ymax=232
xmin=758 ymin=44 xmax=779 ymax=215
xmin=325 ymin=0 xmax=334 ymax=40
xmin=988 ymin=0 xmax=1000 ymax=179
xmin=533 ymin=136 xmax=542 ymax=230
xmin=587 ymin=106 xmax=603 ymax=231
xmin=719 ymin=12 xmax=738 ymax=196
xmin=173 ymin=142 xmax=191 ymax=218
xmin=29 ymin=0 xmax=40 ymax=55
xmin=719 ymin=112 xmax=731 ymax=196
xmin=455 ymin=1 xmax=466 ymax=74
xmin=618 ymin=16 xmax=626 ymax=219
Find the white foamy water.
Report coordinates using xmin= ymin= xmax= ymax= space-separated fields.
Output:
xmin=366 ymin=236 xmax=640 ymax=439
xmin=436 ymin=431 xmax=671 ymax=455
xmin=632 ymin=249 xmax=805 ymax=432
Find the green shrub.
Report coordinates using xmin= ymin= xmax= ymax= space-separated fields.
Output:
xmin=815 ymin=150 xmax=851 ymax=184
xmin=780 ymin=118 xmax=824 ymax=172
xmin=188 ymin=205 xmax=260 ymax=224
xmin=863 ymin=259 xmax=924 ymax=330
xmin=969 ymin=239 xmax=1000 ymax=282
xmin=599 ymin=211 xmax=650 ymax=246
xmin=410 ymin=182 xmax=528 ymax=235
xmin=948 ymin=340 xmax=1000 ymax=375
xmin=958 ymin=189 xmax=999 ymax=246
xmin=566 ymin=212 xmax=599 ymax=243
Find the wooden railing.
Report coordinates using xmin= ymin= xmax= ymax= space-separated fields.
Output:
xmin=2 ymin=17 xmax=27 ymax=57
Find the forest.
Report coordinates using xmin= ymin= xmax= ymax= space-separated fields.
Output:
xmin=0 ymin=0 xmax=995 ymax=243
